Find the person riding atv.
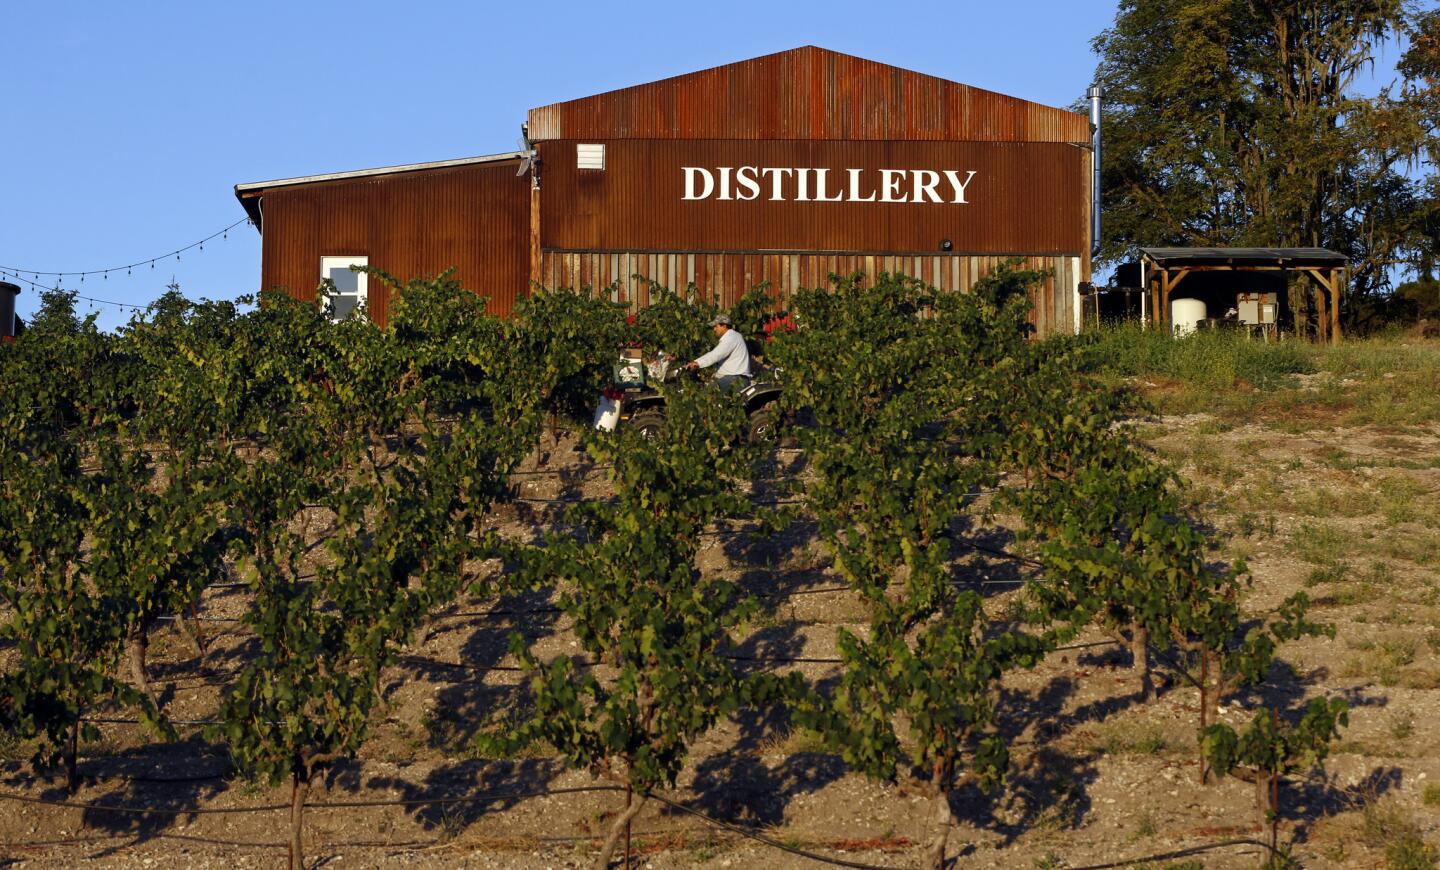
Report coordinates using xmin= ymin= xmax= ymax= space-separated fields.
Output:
xmin=594 ymin=314 xmax=786 ymax=443
xmin=685 ymin=313 xmax=751 ymax=392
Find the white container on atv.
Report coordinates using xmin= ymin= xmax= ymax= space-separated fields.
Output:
xmin=593 ymin=394 xmax=622 ymax=431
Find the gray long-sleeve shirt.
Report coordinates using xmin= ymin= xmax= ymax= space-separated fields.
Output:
xmin=694 ymin=328 xmax=752 ymax=377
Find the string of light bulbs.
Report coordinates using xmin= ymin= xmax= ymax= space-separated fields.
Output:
xmin=0 ymin=216 xmax=252 ymax=283
xmin=0 ymin=270 xmax=151 ymax=309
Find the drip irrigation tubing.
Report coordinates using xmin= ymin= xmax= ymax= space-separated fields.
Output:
xmin=92 ymin=769 xmax=234 ymax=784
xmin=0 ymin=770 xmax=1289 ymax=868
xmin=6 ymin=832 xmax=290 ymax=850
xmin=86 ymin=716 xmax=221 ymax=727
xmin=102 ymin=633 xmax=1122 ymax=715
xmin=0 ymin=784 xmax=622 ymax=816
xmin=0 ymin=825 xmax=1278 ymax=868
xmin=507 ymin=464 xmax=614 ymax=476
xmin=759 ymin=584 xmax=850 ymax=598
xmin=0 ymin=791 xmax=287 ymax=814
xmin=646 ymin=792 xmax=897 ymax=870
xmin=952 ymin=539 xmax=1045 ymax=569
xmin=307 ymin=783 xmax=621 ymax=809
xmin=512 ymin=494 xmax=805 ymax=508
xmin=1064 ymin=838 xmax=1275 ymax=869
xmin=1054 ymin=639 xmax=1123 ymax=653
xmin=398 ymin=654 xmax=527 ymax=673
xmin=90 ymin=641 xmax=1127 ymax=727
xmin=3 ymin=787 xmax=898 ymax=869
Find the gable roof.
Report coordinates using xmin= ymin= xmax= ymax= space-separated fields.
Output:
xmin=527 ymin=46 xmax=1088 ymax=144
xmin=232 ymin=151 xmax=524 ymax=228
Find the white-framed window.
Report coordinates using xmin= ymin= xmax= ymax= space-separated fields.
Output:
xmin=320 ymin=255 xmax=368 ymax=321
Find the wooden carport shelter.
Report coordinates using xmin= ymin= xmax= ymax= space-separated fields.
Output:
xmin=1140 ymin=247 xmax=1348 ymax=343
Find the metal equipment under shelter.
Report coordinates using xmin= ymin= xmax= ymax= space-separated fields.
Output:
xmin=235 ymin=46 xmax=1098 ymax=337
xmin=1134 ymin=248 xmax=1348 ymax=344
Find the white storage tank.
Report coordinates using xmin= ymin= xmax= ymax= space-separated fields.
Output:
xmin=1170 ymin=298 xmax=1207 ymax=336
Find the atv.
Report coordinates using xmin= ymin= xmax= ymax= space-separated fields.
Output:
xmin=595 ymin=352 xmax=787 ymax=444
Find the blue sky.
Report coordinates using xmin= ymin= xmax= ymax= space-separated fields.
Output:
xmin=0 ymin=0 xmax=1409 ymax=330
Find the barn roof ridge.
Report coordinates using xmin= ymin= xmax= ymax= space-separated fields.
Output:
xmin=526 ymin=45 xmax=1088 ymax=143
xmin=233 ymin=151 xmax=526 ymax=227
xmin=527 ymin=45 xmax=1079 ymax=118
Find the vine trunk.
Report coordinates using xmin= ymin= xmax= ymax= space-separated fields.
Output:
xmin=595 ymin=791 xmax=647 ymax=870
xmin=289 ymin=770 xmax=309 ymax=870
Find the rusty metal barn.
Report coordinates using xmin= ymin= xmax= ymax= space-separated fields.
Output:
xmin=235 ymin=46 xmax=1097 ymax=335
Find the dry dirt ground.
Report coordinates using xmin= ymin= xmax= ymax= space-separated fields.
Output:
xmin=1 ymin=393 xmax=1438 ymax=868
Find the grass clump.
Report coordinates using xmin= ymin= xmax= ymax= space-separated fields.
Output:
xmin=1386 ymin=835 xmax=1438 ymax=870
xmin=1362 ymin=798 xmax=1435 ymax=869
xmin=1291 ymin=522 xmax=1349 ymax=566
xmin=1390 ymin=713 xmax=1415 ymax=741
xmin=1235 ymin=511 xmax=1277 ymax=538
xmin=1087 ymin=327 xmax=1440 ymax=429
xmin=1305 ymin=562 xmax=1349 ymax=587
xmin=1342 ymin=635 xmax=1421 ymax=685
xmin=1086 ymin=324 xmax=1315 ymax=395
xmin=1089 ymin=720 xmax=1172 ymax=757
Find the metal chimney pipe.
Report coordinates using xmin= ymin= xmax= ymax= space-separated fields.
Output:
xmin=1088 ymin=85 xmax=1103 ymax=258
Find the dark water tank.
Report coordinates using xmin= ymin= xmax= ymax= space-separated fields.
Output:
xmin=0 ymin=281 xmax=18 ymax=340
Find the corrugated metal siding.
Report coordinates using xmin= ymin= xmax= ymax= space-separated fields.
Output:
xmin=256 ymin=161 xmax=529 ymax=324
xmin=539 ymin=251 xmax=1075 ymax=337
xmin=538 ymin=139 xmax=1085 ymax=255
xmin=528 ymin=46 xmax=1088 ymax=144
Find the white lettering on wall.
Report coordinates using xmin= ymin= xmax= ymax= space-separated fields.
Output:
xmin=761 ymin=167 xmax=793 ymax=200
xmin=879 ymin=169 xmax=906 ymax=203
xmin=847 ymin=168 xmax=877 ymax=202
xmin=943 ymin=170 xmax=978 ymax=204
xmin=682 ymin=167 xmax=981 ymax=203
xmin=735 ymin=166 xmax=761 ymax=201
xmin=794 ymin=168 xmax=812 ymax=202
xmin=813 ymin=168 xmax=843 ymax=202
xmin=912 ymin=170 xmax=942 ymax=203
xmin=683 ymin=167 xmax=714 ymax=200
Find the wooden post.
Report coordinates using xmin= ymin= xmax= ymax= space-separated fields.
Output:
xmin=1330 ymin=268 xmax=1342 ymax=344
xmin=1160 ymin=270 xmax=1172 ymax=332
xmin=529 ymin=177 xmax=541 ymax=292
xmin=1302 ymin=268 xmax=1342 ymax=345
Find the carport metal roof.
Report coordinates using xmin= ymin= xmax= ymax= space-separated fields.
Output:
xmin=1139 ymin=247 xmax=1347 ymax=268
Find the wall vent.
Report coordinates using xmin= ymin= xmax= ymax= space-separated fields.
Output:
xmin=576 ymin=143 xmax=605 ymax=170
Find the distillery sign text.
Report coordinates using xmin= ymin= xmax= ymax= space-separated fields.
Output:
xmin=682 ymin=167 xmax=979 ymax=204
